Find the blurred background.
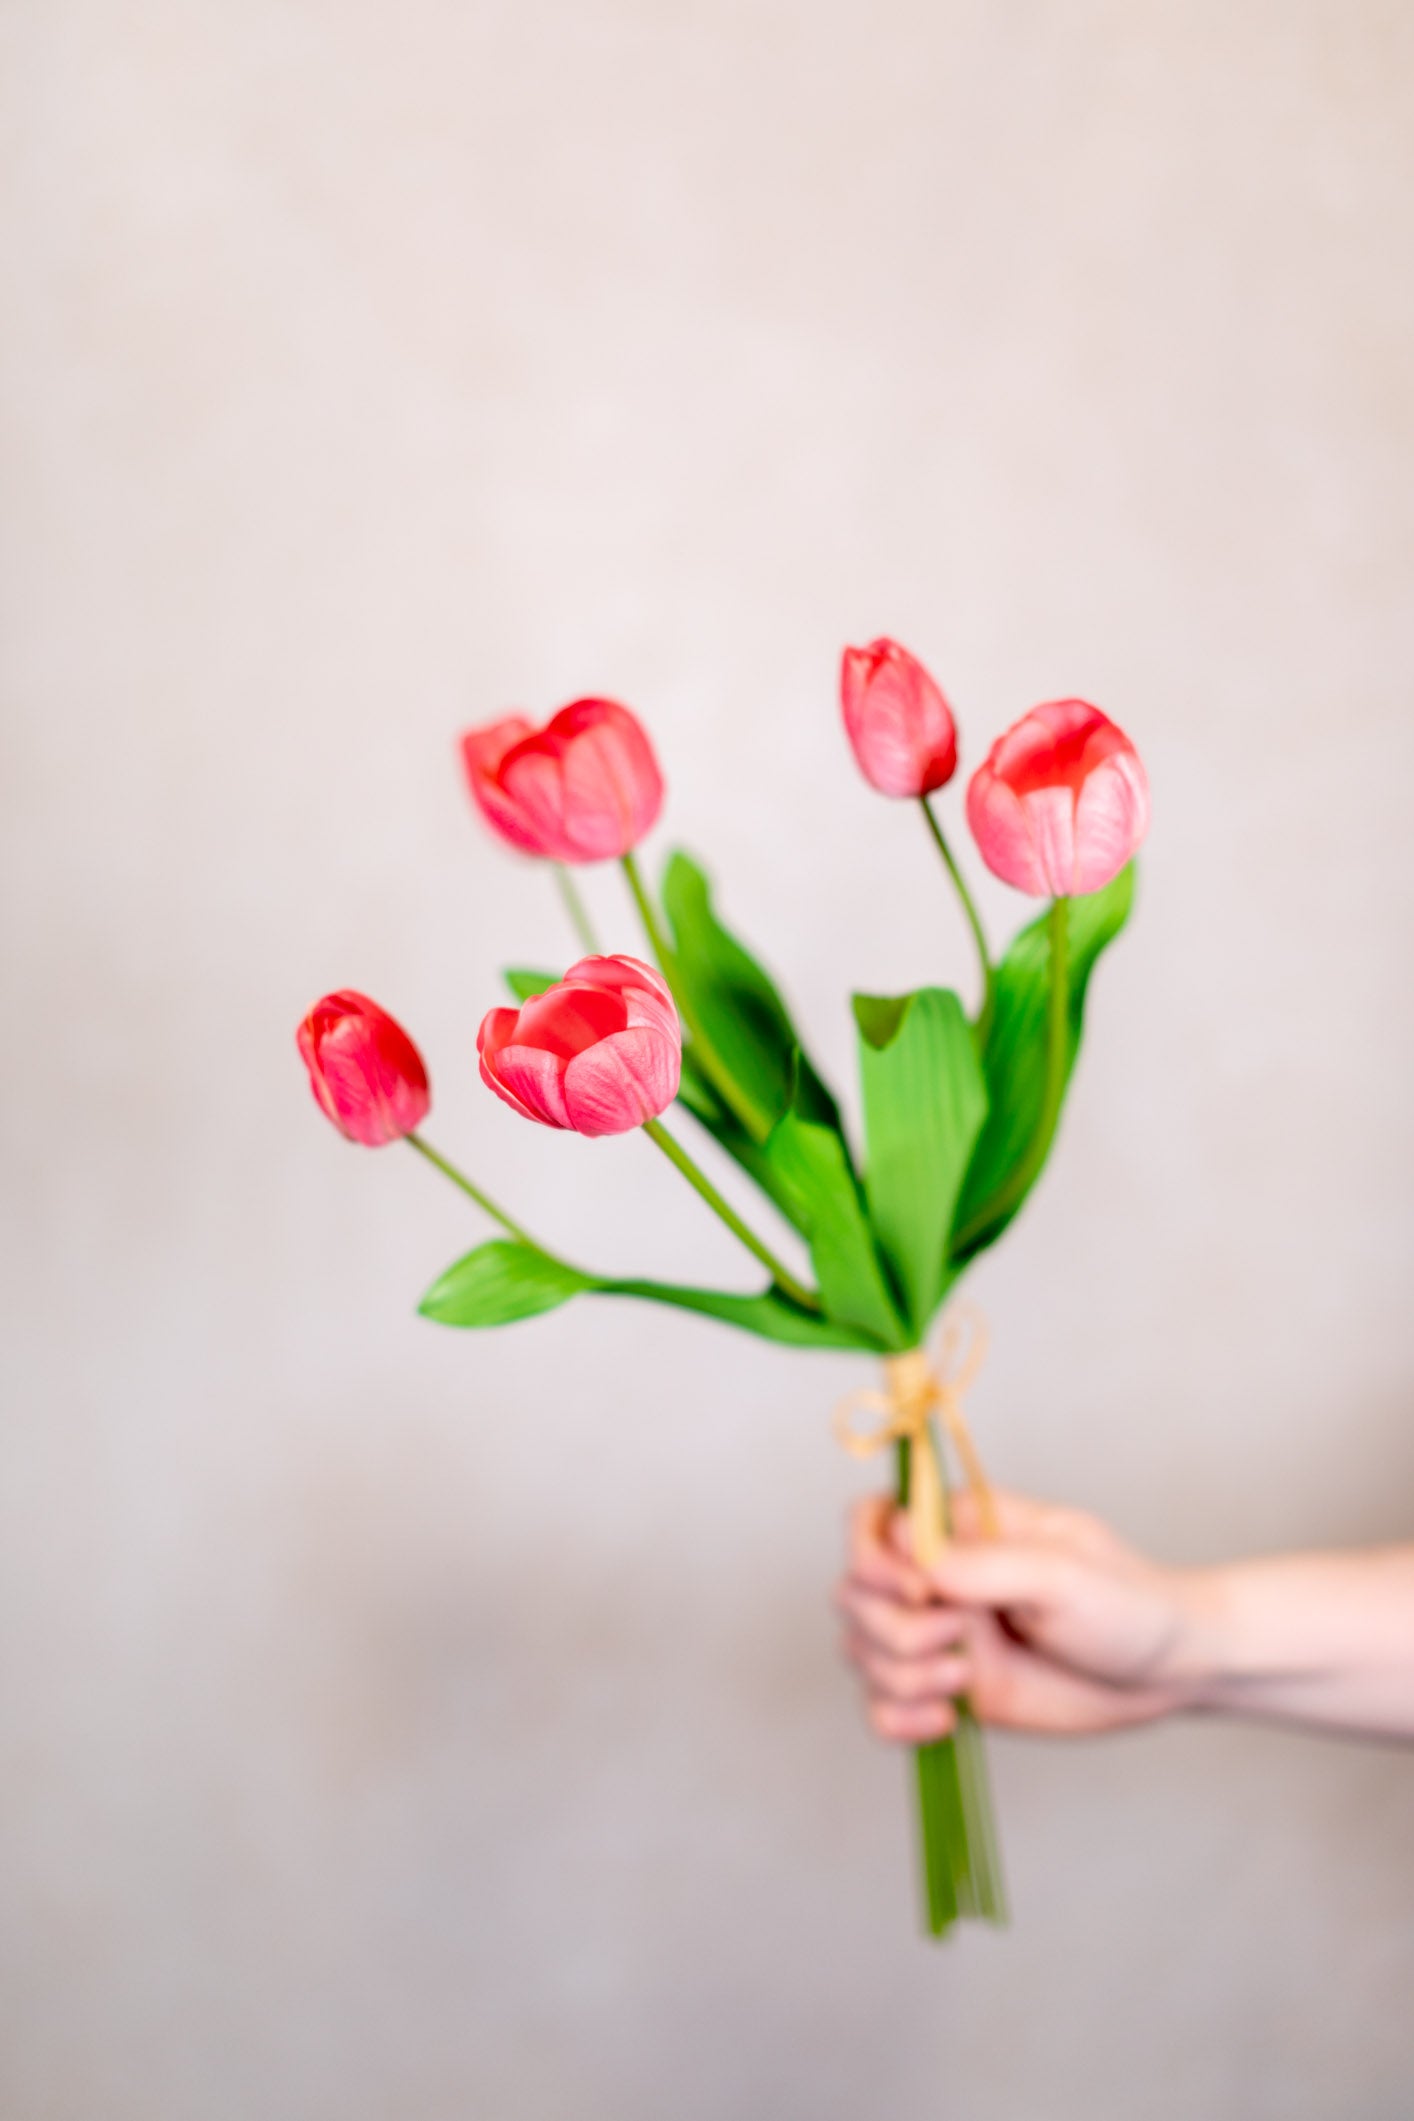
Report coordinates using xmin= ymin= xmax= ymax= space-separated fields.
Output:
xmin=3 ymin=3 xmax=1413 ymax=2115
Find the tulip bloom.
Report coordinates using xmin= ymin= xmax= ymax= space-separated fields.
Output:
xmin=478 ymin=955 xmax=681 ymax=1138
xmin=840 ymin=638 xmax=958 ymax=799
xmin=966 ymin=699 xmax=1149 ymax=897
xmin=297 ymin=991 xmax=431 ymax=1146
xmin=460 ymin=698 xmax=664 ymax=863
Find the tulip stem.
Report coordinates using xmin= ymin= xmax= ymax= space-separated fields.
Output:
xmin=405 ymin=1132 xmax=537 ymax=1247
xmin=641 ymin=1117 xmax=820 ymax=1312
xmin=553 ymin=863 xmax=601 ymax=956
xmin=950 ymin=896 xmax=1070 ymax=1257
xmin=620 ymin=851 xmax=774 ymax=1144
xmin=919 ymin=797 xmax=994 ymax=1035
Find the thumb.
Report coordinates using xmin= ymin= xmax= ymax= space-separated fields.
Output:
xmin=927 ymin=1538 xmax=1075 ymax=1614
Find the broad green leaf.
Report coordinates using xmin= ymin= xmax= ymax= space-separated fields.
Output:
xmin=599 ymin=1277 xmax=877 ymax=1350
xmin=952 ymin=862 xmax=1136 ymax=1260
xmin=419 ymin=1241 xmax=594 ymax=1326
xmin=420 ymin=1240 xmax=875 ymax=1349
xmin=661 ymin=850 xmax=843 ymax=1146
xmin=503 ymin=966 xmax=561 ymax=1002
xmin=853 ymin=986 xmax=988 ymax=1339
xmin=760 ymin=1074 xmax=907 ymax=1348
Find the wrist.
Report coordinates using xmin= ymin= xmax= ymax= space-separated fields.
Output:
xmin=1151 ymin=1564 xmax=1240 ymax=1710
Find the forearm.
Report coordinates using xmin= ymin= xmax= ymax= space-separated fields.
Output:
xmin=1171 ymin=1546 xmax=1414 ymax=1738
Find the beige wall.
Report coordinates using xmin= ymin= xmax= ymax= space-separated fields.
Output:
xmin=3 ymin=3 xmax=1413 ymax=2114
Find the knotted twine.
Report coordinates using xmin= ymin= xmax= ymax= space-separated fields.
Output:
xmin=832 ymin=1305 xmax=998 ymax=1568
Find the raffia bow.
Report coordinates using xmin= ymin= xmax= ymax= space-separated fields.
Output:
xmin=832 ymin=1304 xmax=998 ymax=1567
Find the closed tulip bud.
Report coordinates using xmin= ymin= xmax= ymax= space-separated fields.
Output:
xmin=840 ymin=637 xmax=959 ymax=798
xmin=460 ymin=698 xmax=664 ymax=863
xmin=477 ymin=955 xmax=681 ymax=1138
xmin=966 ymin=699 xmax=1149 ymax=897
xmin=297 ymin=991 xmax=431 ymax=1146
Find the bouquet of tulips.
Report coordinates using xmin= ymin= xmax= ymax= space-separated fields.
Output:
xmin=297 ymin=640 xmax=1149 ymax=1937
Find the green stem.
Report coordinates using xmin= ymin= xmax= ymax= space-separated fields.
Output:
xmin=920 ymin=795 xmax=994 ymax=1037
xmin=620 ymin=851 xmax=773 ymax=1143
xmin=553 ymin=863 xmax=600 ymax=955
xmin=619 ymin=848 xmax=674 ymax=969
xmin=641 ymin=1116 xmax=819 ymax=1311
xmin=950 ymin=895 xmax=1069 ymax=1255
xmin=405 ymin=1132 xmax=536 ymax=1247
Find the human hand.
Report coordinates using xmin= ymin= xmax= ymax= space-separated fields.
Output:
xmin=836 ymin=1487 xmax=1204 ymax=1742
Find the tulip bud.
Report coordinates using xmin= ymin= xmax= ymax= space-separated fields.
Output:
xmin=460 ymin=698 xmax=664 ymax=863
xmin=840 ymin=638 xmax=958 ymax=799
xmin=966 ymin=699 xmax=1149 ymax=897
xmin=477 ymin=955 xmax=681 ymax=1138
xmin=297 ymin=991 xmax=431 ymax=1146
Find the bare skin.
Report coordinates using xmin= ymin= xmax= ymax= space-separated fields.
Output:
xmin=836 ymin=1487 xmax=1414 ymax=1746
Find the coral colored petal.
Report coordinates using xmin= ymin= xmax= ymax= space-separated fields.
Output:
xmin=561 ymin=1028 xmax=681 ymax=1137
xmin=497 ymin=743 xmax=575 ymax=860
xmin=1071 ymin=751 xmax=1149 ymax=893
xmin=476 ymin=1007 xmax=522 ymax=1060
xmin=1022 ymin=784 xmax=1079 ymax=897
xmin=966 ymin=770 xmax=1047 ymax=894
xmin=483 ymin=1043 xmax=572 ymax=1128
xmin=461 ymin=718 xmax=549 ymax=854
xmin=515 ymin=981 xmax=628 ymax=1057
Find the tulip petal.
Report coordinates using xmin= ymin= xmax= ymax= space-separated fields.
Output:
xmin=460 ymin=718 xmax=548 ymax=853
xmin=1071 ymin=749 xmax=1150 ymax=894
xmin=1022 ymin=784 xmax=1079 ymax=898
xmin=481 ymin=1043 xmax=573 ymax=1128
xmin=514 ymin=981 xmax=628 ymax=1057
xmin=840 ymin=639 xmax=957 ymax=799
xmin=552 ymin=701 xmax=664 ymax=859
xmin=562 ymin=1026 xmax=681 ymax=1137
xmin=562 ymin=953 xmax=679 ymax=1041
xmin=966 ymin=770 xmax=1048 ymax=895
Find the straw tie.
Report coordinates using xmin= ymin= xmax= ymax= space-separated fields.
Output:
xmin=832 ymin=1305 xmax=998 ymax=1567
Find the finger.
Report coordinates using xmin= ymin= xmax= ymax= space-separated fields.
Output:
xmin=835 ymin=1581 xmax=969 ymax=1657
xmin=865 ymin=1694 xmax=957 ymax=1745
xmin=926 ymin=1539 xmax=1079 ymax=1613
xmin=853 ymin=1641 xmax=972 ymax=1705
xmin=848 ymin=1494 xmax=932 ymax=1604
xmin=889 ymin=1485 xmax=1072 ymax=1555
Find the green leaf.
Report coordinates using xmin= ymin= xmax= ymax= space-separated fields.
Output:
xmin=503 ymin=967 xmax=562 ymax=1003
xmin=661 ymin=850 xmax=843 ymax=1146
xmin=418 ymin=1241 xmax=877 ymax=1349
xmin=759 ymin=1069 xmax=907 ymax=1348
xmin=419 ymin=1241 xmax=594 ymax=1327
xmin=599 ymin=1278 xmax=877 ymax=1350
xmin=852 ymin=986 xmax=988 ymax=1339
xmin=952 ymin=862 xmax=1137 ymax=1259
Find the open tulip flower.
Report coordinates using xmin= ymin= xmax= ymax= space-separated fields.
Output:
xmin=302 ymin=634 xmax=1152 ymax=1943
xmin=840 ymin=636 xmax=958 ymax=798
xmin=297 ymin=991 xmax=431 ymax=1146
xmin=478 ymin=955 xmax=681 ymax=1137
xmin=967 ymin=698 xmax=1149 ymax=898
xmin=461 ymin=697 xmax=664 ymax=863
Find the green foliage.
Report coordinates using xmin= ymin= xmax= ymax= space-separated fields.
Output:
xmin=661 ymin=850 xmax=842 ymax=1146
xmin=419 ymin=1241 xmax=594 ymax=1327
xmin=760 ymin=1066 xmax=907 ymax=1348
xmin=853 ymin=986 xmax=988 ymax=1338
xmin=419 ymin=1241 xmax=877 ymax=1349
xmin=951 ymin=863 xmax=1136 ymax=1260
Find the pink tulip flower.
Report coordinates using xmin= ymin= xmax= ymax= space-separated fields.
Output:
xmin=460 ymin=698 xmax=664 ymax=863
xmin=966 ymin=699 xmax=1149 ymax=897
xmin=840 ymin=637 xmax=958 ymax=798
xmin=297 ymin=991 xmax=431 ymax=1146
xmin=478 ymin=955 xmax=681 ymax=1138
